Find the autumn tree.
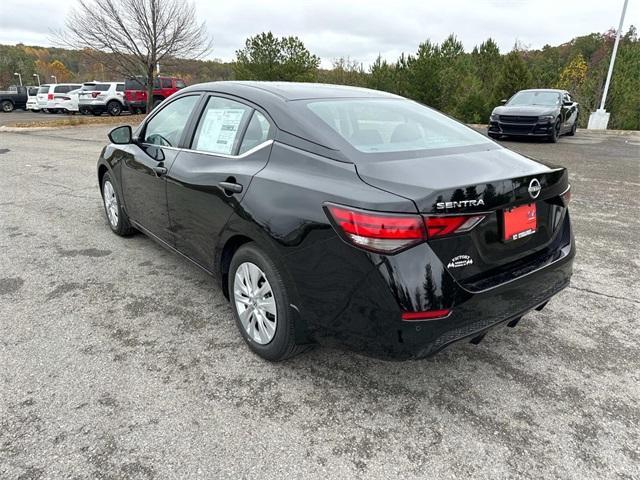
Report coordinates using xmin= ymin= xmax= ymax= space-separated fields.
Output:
xmin=57 ymin=0 xmax=212 ymax=111
xmin=234 ymin=32 xmax=320 ymax=82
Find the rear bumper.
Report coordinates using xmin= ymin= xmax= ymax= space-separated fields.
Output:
xmin=306 ymin=212 xmax=575 ymax=360
xmin=489 ymin=120 xmax=555 ymax=136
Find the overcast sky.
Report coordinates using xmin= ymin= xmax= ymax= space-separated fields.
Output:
xmin=0 ymin=0 xmax=636 ymax=67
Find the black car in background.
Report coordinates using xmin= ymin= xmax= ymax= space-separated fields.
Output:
xmin=488 ymin=89 xmax=579 ymax=142
xmin=0 ymin=85 xmax=28 ymax=112
xmin=97 ymin=82 xmax=574 ymax=361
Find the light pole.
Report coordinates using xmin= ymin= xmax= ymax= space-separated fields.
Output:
xmin=587 ymin=0 xmax=629 ymax=130
xmin=51 ymin=75 xmax=58 ymax=83
xmin=33 ymin=73 xmax=40 ymax=86
xmin=14 ymin=72 xmax=22 ymax=86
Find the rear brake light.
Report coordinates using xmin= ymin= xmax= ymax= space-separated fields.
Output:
xmin=402 ymin=309 xmax=451 ymax=321
xmin=326 ymin=205 xmax=425 ymax=253
xmin=47 ymin=93 xmax=53 ymax=100
xmin=424 ymin=215 xmax=485 ymax=239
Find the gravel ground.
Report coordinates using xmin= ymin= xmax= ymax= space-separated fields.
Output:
xmin=0 ymin=126 xmax=638 ymax=479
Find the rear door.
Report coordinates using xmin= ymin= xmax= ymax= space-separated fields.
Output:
xmin=120 ymin=94 xmax=201 ymax=243
xmin=166 ymin=95 xmax=274 ymax=269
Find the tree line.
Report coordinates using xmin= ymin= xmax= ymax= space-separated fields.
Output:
xmin=1 ymin=27 xmax=638 ymax=129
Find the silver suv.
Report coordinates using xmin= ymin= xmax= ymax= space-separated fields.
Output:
xmin=78 ymin=82 xmax=126 ymax=116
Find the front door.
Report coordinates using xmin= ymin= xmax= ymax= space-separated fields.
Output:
xmin=166 ymin=96 xmax=274 ymax=269
xmin=121 ymin=94 xmax=200 ymax=244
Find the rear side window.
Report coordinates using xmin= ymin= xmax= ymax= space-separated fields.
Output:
xmin=238 ymin=111 xmax=272 ymax=154
xmin=125 ymin=78 xmax=145 ymax=90
xmin=191 ymin=97 xmax=252 ymax=155
xmin=144 ymin=95 xmax=199 ymax=147
xmin=161 ymin=78 xmax=172 ymax=88
xmin=176 ymin=80 xmax=187 ymax=89
xmin=54 ymin=85 xmax=70 ymax=93
xmin=94 ymin=84 xmax=110 ymax=91
xmin=116 ymin=84 xmax=125 ymax=92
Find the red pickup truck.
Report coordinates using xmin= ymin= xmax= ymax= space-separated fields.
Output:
xmin=124 ymin=76 xmax=187 ymax=113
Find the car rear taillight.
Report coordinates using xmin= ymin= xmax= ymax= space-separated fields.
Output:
xmin=326 ymin=205 xmax=425 ymax=254
xmin=561 ymin=185 xmax=571 ymax=207
xmin=326 ymin=204 xmax=487 ymax=253
xmin=47 ymin=93 xmax=53 ymax=100
xmin=424 ymin=215 xmax=486 ymax=239
xmin=91 ymin=91 xmax=101 ymax=98
xmin=401 ymin=309 xmax=451 ymax=321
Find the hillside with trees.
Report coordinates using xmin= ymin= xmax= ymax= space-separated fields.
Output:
xmin=1 ymin=26 xmax=638 ymax=129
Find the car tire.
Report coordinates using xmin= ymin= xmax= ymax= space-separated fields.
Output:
xmin=151 ymin=97 xmax=164 ymax=110
xmin=107 ymin=101 xmax=122 ymax=116
xmin=2 ymin=100 xmax=15 ymax=112
xmin=488 ymin=132 xmax=500 ymax=139
xmin=101 ymin=172 xmax=135 ymax=236
xmin=568 ymin=119 xmax=577 ymax=136
xmin=228 ymin=243 xmax=305 ymax=361
xmin=548 ymin=119 xmax=561 ymax=143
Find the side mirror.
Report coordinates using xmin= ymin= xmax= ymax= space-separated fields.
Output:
xmin=108 ymin=125 xmax=132 ymax=144
xmin=500 ymin=99 xmax=507 ymax=104
xmin=563 ymin=101 xmax=573 ymax=106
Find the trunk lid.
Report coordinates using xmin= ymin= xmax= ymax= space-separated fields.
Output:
xmin=355 ymin=146 xmax=570 ymax=288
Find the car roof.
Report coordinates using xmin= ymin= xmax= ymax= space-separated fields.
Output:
xmin=182 ymin=81 xmax=399 ymax=102
xmin=518 ymin=88 xmax=566 ymax=94
xmin=175 ymin=82 xmax=402 ymax=157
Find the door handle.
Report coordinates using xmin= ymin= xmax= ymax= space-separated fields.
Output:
xmin=218 ymin=181 xmax=243 ymax=194
xmin=152 ymin=165 xmax=167 ymax=176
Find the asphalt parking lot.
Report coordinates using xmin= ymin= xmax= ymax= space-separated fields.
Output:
xmin=0 ymin=126 xmax=638 ymax=479
xmin=0 ymin=110 xmax=133 ymax=127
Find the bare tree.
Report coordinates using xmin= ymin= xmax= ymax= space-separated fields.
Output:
xmin=57 ymin=0 xmax=212 ymax=111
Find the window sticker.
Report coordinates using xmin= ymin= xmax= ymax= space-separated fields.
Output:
xmin=196 ymin=108 xmax=246 ymax=154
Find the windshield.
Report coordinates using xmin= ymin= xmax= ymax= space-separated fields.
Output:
xmin=306 ymin=98 xmax=491 ymax=153
xmin=508 ymin=91 xmax=560 ymax=107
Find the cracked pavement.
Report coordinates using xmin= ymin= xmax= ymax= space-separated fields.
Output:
xmin=0 ymin=126 xmax=638 ymax=479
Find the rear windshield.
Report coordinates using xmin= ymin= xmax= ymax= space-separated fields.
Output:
xmin=306 ymin=98 xmax=491 ymax=154
xmin=38 ymin=85 xmax=50 ymax=94
xmin=28 ymin=87 xmax=38 ymax=96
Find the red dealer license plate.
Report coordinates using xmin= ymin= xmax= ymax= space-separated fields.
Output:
xmin=503 ymin=203 xmax=537 ymax=241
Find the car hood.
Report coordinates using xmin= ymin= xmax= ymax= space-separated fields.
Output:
xmin=492 ymin=105 xmax=558 ymax=116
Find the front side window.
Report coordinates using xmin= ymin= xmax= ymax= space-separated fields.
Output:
xmin=239 ymin=111 xmax=272 ymax=154
xmin=306 ymin=98 xmax=491 ymax=154
xmin=143 ymin=95 xmax=199 ymax=147
xmin=191 ymin=97 xmax=252 ymax=155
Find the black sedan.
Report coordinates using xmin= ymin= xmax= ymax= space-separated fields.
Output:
xmin=97 ymin=82 xmax=575 ymax=361
xmin=488 ymin=89 xmax=579 ymax=142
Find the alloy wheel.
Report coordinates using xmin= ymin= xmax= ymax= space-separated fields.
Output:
xmin=103 ymin=180 xmax=119 ymax=228
xmin=233 ymin=262 xmax=277 ymax=345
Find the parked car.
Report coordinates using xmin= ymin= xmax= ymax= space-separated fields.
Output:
xmin=488 ymin=89 xmax=579 ymax=142
xmin=26 ymin=86 xmax=40 ymax=111
xmin=36 ymin=83 xmax=82 ymax=113
xmin=124 ymin=75 xmax=187 ymax=113
xmin=78 ymin=81 xmax=126 ymax=116
xmin=51 ymin=88 xmax=83 ymax=114
xmin=98 ymin=82 xmax=574 ymax=361
xmin=0 ymin=85 xmax=28 ymax=112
